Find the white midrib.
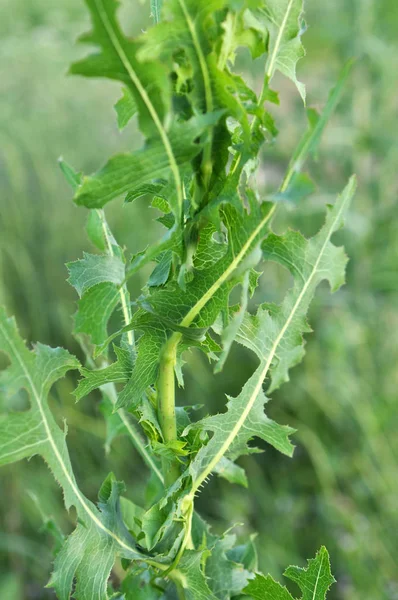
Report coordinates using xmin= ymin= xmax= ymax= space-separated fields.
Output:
xmin=180 ymin=205 xmax=276 ymax=328
xmin=191 ymin=195 xmax=348 ymax=492
xmin=266 ymin=0 xmax=296 ymax=79
xmin=312 ymin=551 xmax=324 ymax=599
xmin=94 ymin=0 xmax=183 ymax=216
xmin=0 ymin=323 xmax=138 ymax=556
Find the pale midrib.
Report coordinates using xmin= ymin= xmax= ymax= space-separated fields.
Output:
xmin=0 ymin=323 xmax=139 ymax=556
xmin=266 ymin=0 xmax=296 ymax=79
xmin=180 ymin=205 xmax=276 ymax=328
xmin=312 ymin=552 xmax=324 ymax=599
xmin=94 ymin=0 xmax=183 ymax=216
xmin=191 ymin=196 xmax=348 ymax=492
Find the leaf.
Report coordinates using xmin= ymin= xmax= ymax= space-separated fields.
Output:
xmin=214 ymin=271 xmax=250 ymax=373
xmin=74 ymin=344 xmax=133 ymax=401
xmin=205 ymin=534 xmax=252 ymax=599
xmin=244 ymin=574 xmax=293 ymax=600
xmin=116 ymin=197 xmax=274 ymax=412
xmin=71 ymin=0 xmax=185 ymax=217
xmin=187 ymin=177 xmax=356 ymax=493
xmin=171 ymin=551 xmax=219 ymax=600
xmin=67 ymin=252 xmax=125 ymax=297
xmin=48 ymin=474 xmax=146 ymax=600
xmin=114 ymin=87 xmax=137 ymax=130
xmin=74 ymin=282 xmax=120 ymax=345
xmin=213 ymin=456 xmax=248 ymax=488
xmin=244 ymin=546 xmax=335 ymax=600
xmin=262 ymin=0 xmax=306 ymax=101
xmin=73 ymin=114 xmax=219 ymax=211
xmin=0 ymin=309 xmax=148 ymax=598
xmin=86 ymin=210 xmax=107 ymax=251
xmin=284 ymin=546 xmax=335 ymax=600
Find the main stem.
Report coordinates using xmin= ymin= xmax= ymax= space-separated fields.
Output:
xmin=158 ymin=332 xmax=182 ymax=485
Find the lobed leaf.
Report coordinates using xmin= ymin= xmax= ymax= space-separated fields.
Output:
xmin=244 ymin=546 xmax=335 ymax=600
xmin=187 ymin=177 xmax=356 ymax=493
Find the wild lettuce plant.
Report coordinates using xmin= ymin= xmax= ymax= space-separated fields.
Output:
xmin=0 ymin=0 xmax=356 ymax=598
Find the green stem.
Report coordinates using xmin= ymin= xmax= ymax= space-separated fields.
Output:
xmin=157 ymin=332 xmax=181 ymax=485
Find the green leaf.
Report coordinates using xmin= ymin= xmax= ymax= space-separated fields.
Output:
xmin=73 ymin=114 xmax=218 ymax=211
xmin=48 ymin=474 xmax=146 ymax=600
xmin=213 ymin=456 xmax=248 ymax=488
xmin=67 ymin=252 xmax=125 ymax=297
xmin=187 ymin=177 xmax=356 ymax=493
xmin=74 ymin=345 xmax=133 ymax=401
xmin=171 ymin=551 xmax=219 ymax=600
xmin=86 ymin=210 xmax=107 ymax=251
xmin=0 ymin=310 xmax=148 ymax=598
xmin=74 ymin=282 xmax=120 ymax=345
xmin=284 ymin=546 xmax=335 ymax=599
xmin=71 ymin=0 xmax=185 ymax=218
xmin=115 ymin=197 xmax=274 ymax=412
xmin=205 ymin=534 xmax=252 ymax=599
xmin=114 ymin=87 xmax=137 ymax=130
xmin=262 ymin=0 xmax=306 ymax=101
xmin=244 ymin=574 xmax=293 ymax=600
xmin=244 ymin=546 xmax=335 ymax=600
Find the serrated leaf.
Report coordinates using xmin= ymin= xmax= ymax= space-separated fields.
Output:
xmin=284 ymin=546 xmax=335 ymax=600
xmin=280 ymin=60 xmax=354 ymax=191
xmin=73 ymin=114 xmax=219 ymax=211
xmin=116 ymin=197 xmax=274 ymax=412
xmin=213 ymin=456 xmax=248 ymax=488
xmin=70 ymin=0 xmax=188 ymax=219
xmin=74 ymin=345 xmax=133 ymax=401
xmin=244 ymin=546 xmax=335 ymax=600
xmin=205 ymin=534 xmax=252 ymax=599
xmin=74 ymin=282 xmax=120 ymax=345
xmin=244 ymin=573 xmax=293 ymax=600
xmin=262 ymin=0 xmax=306 ymax=101
xmin=67 ymin=252 xmax=125 ymax=297
xmin=187 ymin=177 xmax=356 ymax=493
xmin=171 ymin=551 xmax=218 ymax=600
xmin=0 ymin=310 xmax=149 ymax=598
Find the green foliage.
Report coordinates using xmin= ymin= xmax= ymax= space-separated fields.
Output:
xmin=244 ymin=546 xmax=335 ymax=599
xmin=0 ymin=0 xmax=356 ymax=598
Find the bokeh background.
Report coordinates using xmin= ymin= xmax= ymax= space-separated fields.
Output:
xmin=1 ymin=0 xmax=397 ymax=598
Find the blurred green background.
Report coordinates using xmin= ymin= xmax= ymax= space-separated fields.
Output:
xmin=0 ymin=0 xmax=397 ymax=598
